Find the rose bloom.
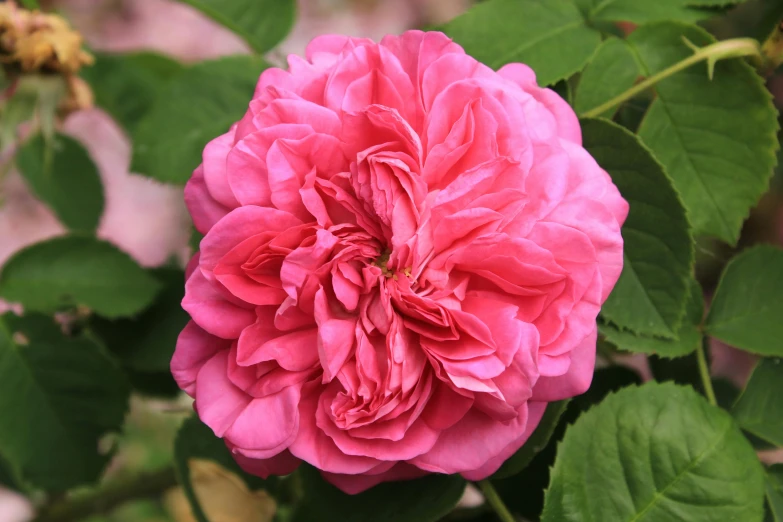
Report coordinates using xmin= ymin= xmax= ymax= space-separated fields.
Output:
xmin=172 ymin=30 xmax=628 ymax=494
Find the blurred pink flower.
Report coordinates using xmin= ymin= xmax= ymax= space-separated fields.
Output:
xmin=0 ymin=488 xmax=33 ymax=522
xmin=54 ymin=0 xmax=247 ymax=61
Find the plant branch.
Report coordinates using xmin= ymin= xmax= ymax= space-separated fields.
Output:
xmin=696 ymin=337 xmax=717 ymax=407
xmin=477 ymin=480 xmax=515 ymax=522
xmin=580 ymin=37 xmax=761 ymax=118
xmin=761 ymin=20 xmax=783 ymax=75
xmin=34 ymin=467 xmax=178 ymax=522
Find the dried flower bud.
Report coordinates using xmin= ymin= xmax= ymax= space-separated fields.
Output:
xmin=58 ymin=74 xmax=93 ymax=117
xmin=0 ymin=4 xmax=93 ymax=75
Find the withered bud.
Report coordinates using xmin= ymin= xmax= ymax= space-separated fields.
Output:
xmin=0 ymin=3 xmax=93 ymax=75
xmin=58 ymin=74 xmax=93 ymax=117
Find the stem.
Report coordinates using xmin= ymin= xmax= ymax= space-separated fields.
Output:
xmin=761 ymin=20 xmax=783 ymax=75
xmin=34 ymin=467 xmax=178 ymax=522
xmin=478 ymin=480 xmax=515 ymax=522
xmin=580 ymin=37 xmax=761 ymax=118
xmin=696 ymin=338 xmax=717 ymax=407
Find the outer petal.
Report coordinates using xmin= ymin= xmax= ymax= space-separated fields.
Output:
xmin=497 ymin=63 xmax=581 ymax=145
xmin=182 ymin=268 xmax=255 ymax=339
xmin=322 ymin=462 xmax=428 ymax=494
xmin=171 ymin=321 xmax=230 ymax=396
xmin=231 ymin=448 xmax=301 ymax=478
xmin=411 ymin=402 xmax=530 ymax=475
xmin=460 ymin=401 xmax=547 ymax=480
xmin=202 ymin=128 xmax=240 ymax=208
xmin=532 ymin=327 xmax=597 ymax=402
xmin=185 ymin=165 xmax=232 ymax=234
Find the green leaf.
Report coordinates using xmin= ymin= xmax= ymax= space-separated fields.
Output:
xmin=732 ymin=358 xmax=783 ymax=447
xmin=292 ymin=465 xmax=465 ymax=522
xmin=92 ymin=268 xmax=187 ymax=372
xmin=705 ymin=245 xmax=783 ymax=356
xmin=582 ymin=118 xmax=693 ymax=338
xmin=686 ymin=0 xmax=747 ymax=6
xmin=576 ymin=0 xmax=718 ymax=23
xmin=490 ymin=366 xmax=642 ymax=520
xmin=0 ymin=236 xmax=160 ymax=318
xmin=630 ymin=22 xmax=779 ymax=244
xmin=16 ymin=133 xmax=104 ymax=233
xmin=439 ymin=0 xmax=601 ymax=86
xmin=81 ymin=52 xmax=184 ymax=133
xmin=131 ymin=56 xmax=267 ymax=184
xmin=767 ymin=465 xmax=783 ymax=522
xmin=492 ymin=401 xmax=569 ymax=480
xmin=0 ymin=313 xmax=129 ymax=490
xmin=600 ymin=278 xmax=704 ymax=357
xmin=3 ymin=312 xmax=67 ymax=345
xmin=125 ymin=370 xmax=180 ymax=398
xmin=542 ymin=382 xmax=765 ymax=522
xmin=574 ymin=38 xmax=641 ymax=118
xmin=175 ymin=0 xmax=295 ymax=54
xmin=174 ymin=415 xmax=271 ymax=522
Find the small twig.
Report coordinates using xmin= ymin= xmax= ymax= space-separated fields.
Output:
xmin=695 ymin=337 xmax=717 ymax=407
xmin=477 ymin=480 xmax=515 ymax=522
xmin=581 ymin=37 xmax=761 ymax=118
xmin=760 ymin=20 xmax=783 ymax=76
xmin=34 ymin=467 xmax=178 ymax=522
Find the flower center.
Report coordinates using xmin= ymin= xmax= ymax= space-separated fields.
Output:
xmin=373 ymin=249 xmax=395 ymax=278
xmin=372 ymin=249 xmax=414 ymax=281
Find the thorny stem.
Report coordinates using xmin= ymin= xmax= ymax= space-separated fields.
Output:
xmin=478 ymin=480 xmax=515 ymax=522
xmin=696 ymin=337 xmax=717 ymax=407
xmin=580 ymin=37 xmax=761 ymax=118
xmin=34 ymin=467 xmax=178 ymax=522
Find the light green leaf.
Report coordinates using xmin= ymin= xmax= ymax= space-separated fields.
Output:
xmin=131 ymin=56 xmax=267 ymax=184
xmin=631 ymin=22 xmax=779 ymax=244
xmin=1 ymin=81 xmax=38 ymax=149
xmin=576 ymin=0 xmax=719 ymax=23
xmin=92 ymin=269 xmax=187 ymax=372
xmin=492 ymin=401 xmax=569 ymax=480
xmin=582 ymin=118 xmax=693 ymax=338
xmin=439 ymin=0 xmax=601 ymax=86
xmin=16 ymin=133 xmax=104 ymax=233
xmin=768 ymin=465 xmax=783 ymax=522
xmin=574 ymin=38 xmax=640 ymax=118
xmin=732 ymin=358 xmax=783 ymax=447
xmin=600 ymin=278 xmax=704 ymax=357
xmin=0 ymin=236 xmax=160 ymax=318
xmin=0 ymin=313 xmax=129 ymax=490
xmin=174 ymin=415 xmax=271 ymax=522
xmin=81 ymin=52 xmax=184 ymax=133
xmin=175 ymin=0 xmax=295 ymax=54
xmin=542 ymin=382 xmax=765 ymax=522
xmin=705 ymin=245 xmax=783 ymax=356
xmin=686 ymin=0 xmax=747 ymax=5
xmin=293 ymin=465 xmax=465 ymax=522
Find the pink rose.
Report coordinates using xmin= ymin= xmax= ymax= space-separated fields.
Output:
xmin=172 ymin=30 xmax=628 ymax=493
